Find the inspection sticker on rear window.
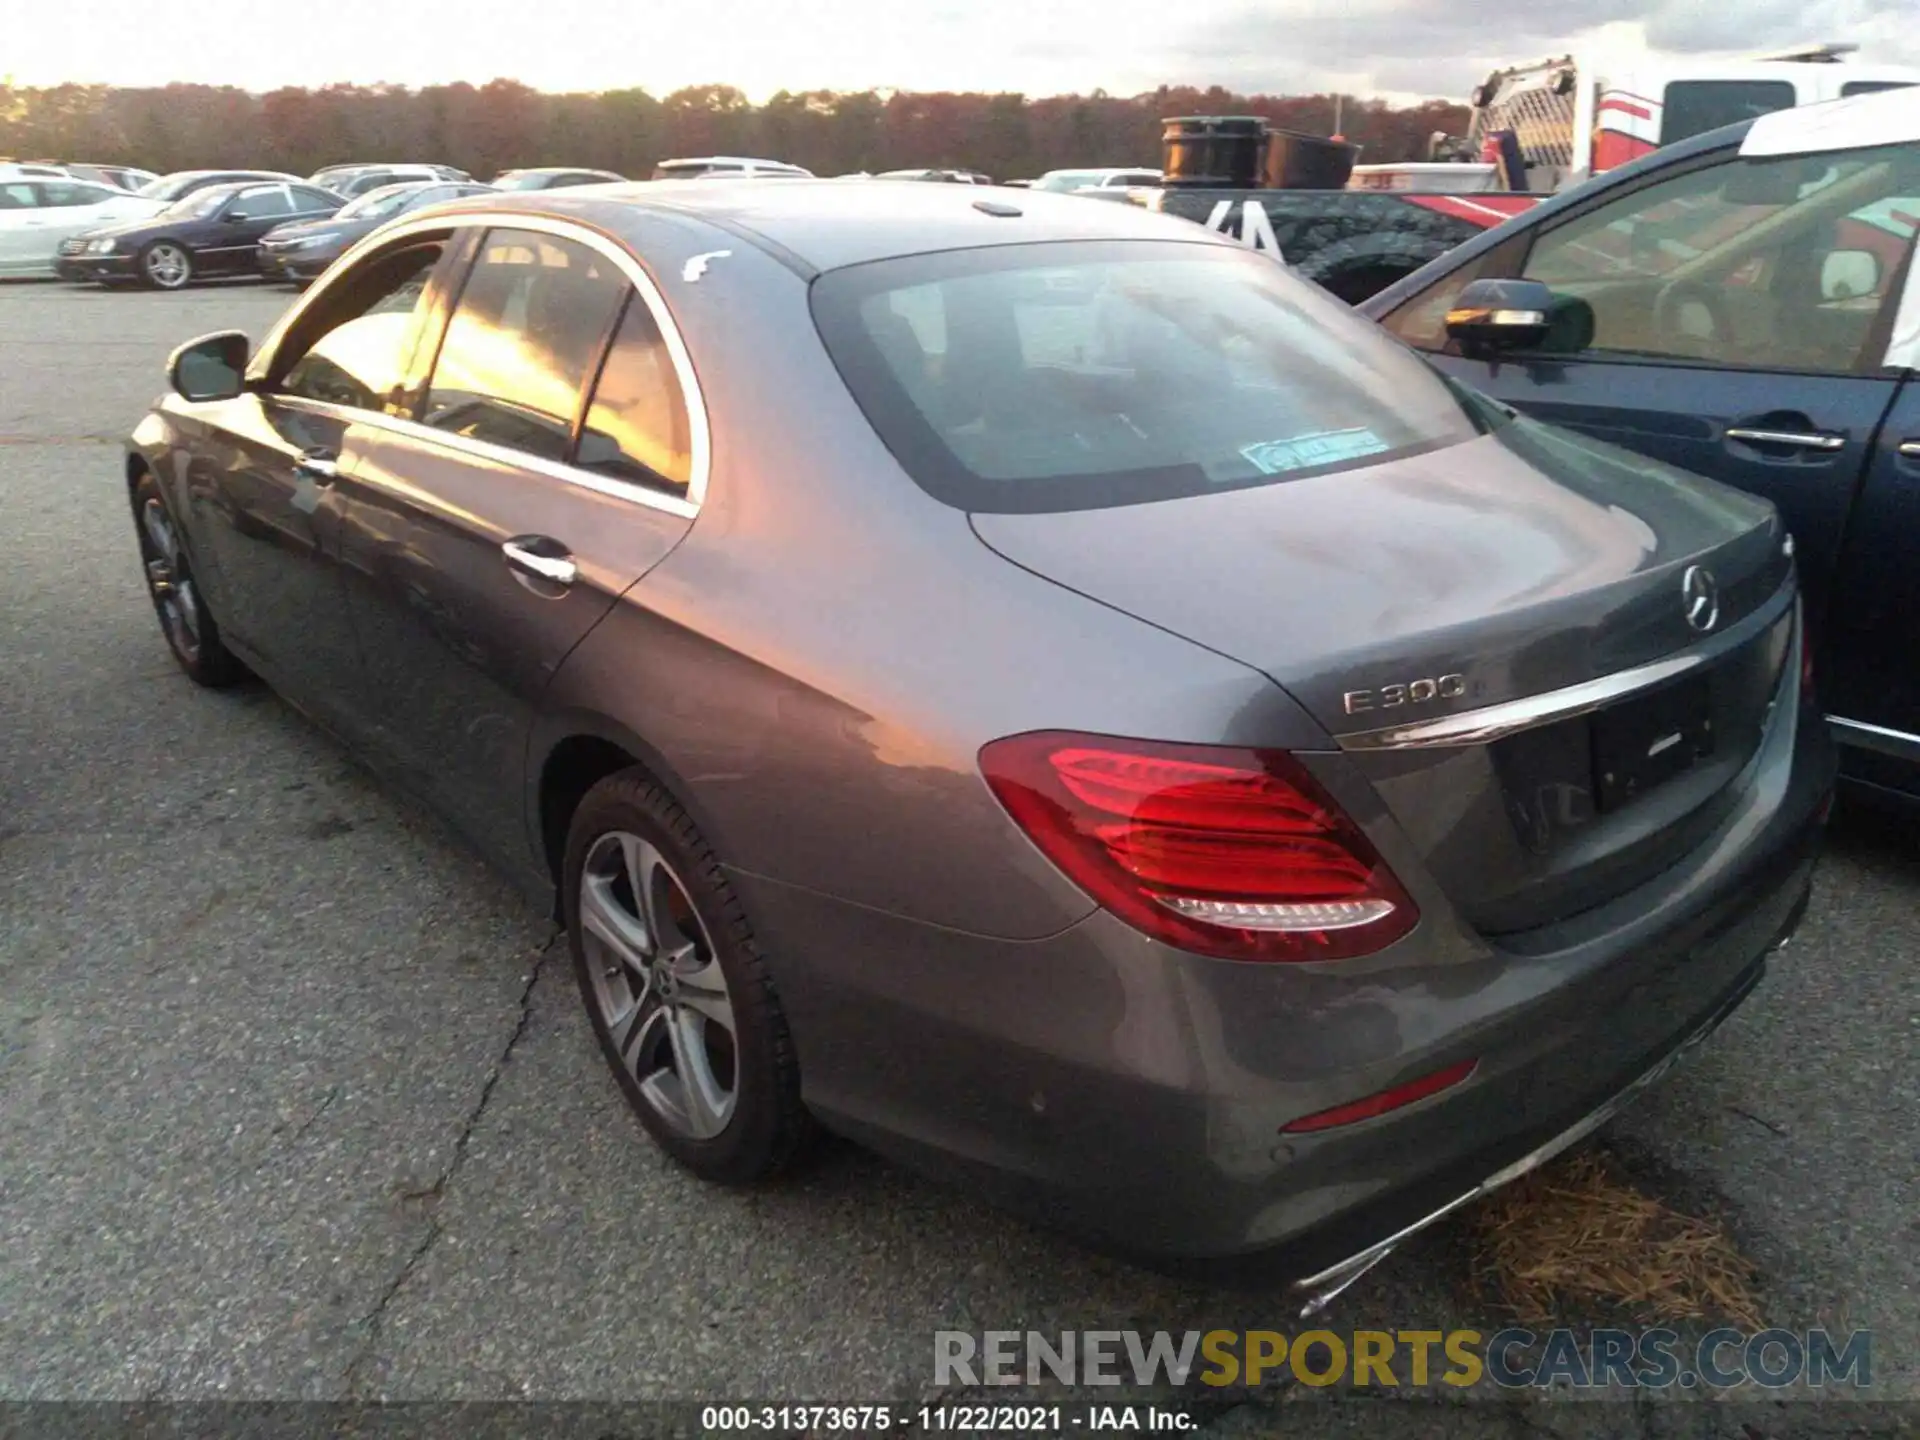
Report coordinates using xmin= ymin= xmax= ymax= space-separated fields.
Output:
xmin=1240 ymin=427 xmax=1391 ymax=475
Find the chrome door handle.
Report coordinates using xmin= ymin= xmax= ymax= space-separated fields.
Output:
xmin=1724 ymin=427 xmax=1846 ymax=452
xmin=501 ymin=540 xmax=577 ymax=585
xmin=295 ymin=452 xmax=338 ymax=480
xmin=1898 ymin=440 xmax=1920 ymax=460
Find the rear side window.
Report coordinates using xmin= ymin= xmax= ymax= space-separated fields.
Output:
xmin=573 ymin=295 xmax=693 ymax=493
xmin=811 ymin=240 xmax=1494 ymax=513
xmin=1842 ymin=81 xmax=1914 ymax=98
xmin=421 ymin=229 xmax=628 ymax=462
xmin=232 ymin=186 xmax=294 ymax=218
xmin=1661 ymin=81 xmax=1796 ymax=144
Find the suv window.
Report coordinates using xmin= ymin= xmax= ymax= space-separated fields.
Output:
xmin=1514 ymin=143 xmax=1920 ymax=373
xmin=811 ymin=239 xmax=1496 ymax=513
xmin=1660 ymin=81 xmax=1797 ymax=144
xmin=421 ymin=229 xmax=628 ymax=462
xmin=573 ymin=294 xmax=694 ymax=493
xmin=278 ymin=241 xmax=446 ymax=411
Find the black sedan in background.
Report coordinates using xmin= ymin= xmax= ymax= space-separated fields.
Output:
xmin=258 ymin=180 xmax=495 ymax=282
xmin=58 ymin=180 xmax=344 ymax=289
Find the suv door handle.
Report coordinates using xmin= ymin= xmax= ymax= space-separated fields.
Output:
xmin=501 ymin=538 xmax=578 ymax=586
xmin=1724 ymin=427 xmax=1846 ymax=452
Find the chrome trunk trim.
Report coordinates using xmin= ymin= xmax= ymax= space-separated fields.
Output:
xmin=1339 ymin=580 xmax=1795 ymax=752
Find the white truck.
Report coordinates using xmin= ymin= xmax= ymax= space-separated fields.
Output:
xmin=1348 ymin=42 xmax=1919 ymax=195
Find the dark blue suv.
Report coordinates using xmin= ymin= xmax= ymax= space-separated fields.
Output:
xmin=1365 ymin=88 xmax=1920 ymax=808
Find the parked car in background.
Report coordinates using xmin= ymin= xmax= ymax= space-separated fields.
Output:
xmin=2 ymin=161 xmax=158 ymax=191
xmin=132 ymin=182 xmax=1828 ymax=1297
xmin=1363 ymin=86 xmax=1920 ymax=807
xmin=309 ymin=164 xmax=474 ymax=198
xmin=58 ymin=180 xmax=343 ymax=289
xmin=1032 ymin=167 xmax=1164 ymax=192
xmin=0 ymin=161 xmax=73 ymax=180
xmin=258 ymin=179 xmax=495 ymax=282
xmin=873 ymin=168 xmax=994 ymax=184
xmin=650 ymin=156 xmax=812 ymax=180
xmin=492 ymin=167 xmax=627 ymax=191
xmin=309 ymin=163 xmax=469 ymax=190
xmin=65 ymin=163 xmax=160 ymax=191
xmin=0 ymin=176 xmax=157 ymax=277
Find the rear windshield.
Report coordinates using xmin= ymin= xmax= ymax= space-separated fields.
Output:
xmin=810 ymin=240 xmax=1498 ymax=513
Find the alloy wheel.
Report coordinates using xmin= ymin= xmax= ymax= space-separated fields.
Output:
xmin=139 ymin=498 xmax=202 ymax=663
xmin=143 ymin=243 xmax=190 ymax=289
xmin=579 ymin=830 xmax=739 ymax=1139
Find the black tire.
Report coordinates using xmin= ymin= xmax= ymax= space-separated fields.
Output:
xmin=132 ymin=472 xmax=247 ymax=687
xmin=563 ymin=768 xmax=811 ymax=1183
xmin=137 ymin=239 xmax=193 ymax=290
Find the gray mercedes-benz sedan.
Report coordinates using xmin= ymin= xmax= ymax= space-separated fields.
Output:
xmin=126 ymin=180 xmax=1832 ymax=1305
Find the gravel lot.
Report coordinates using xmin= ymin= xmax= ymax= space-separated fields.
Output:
xmin=1 ymin=279 xmax=1915 ymax=1436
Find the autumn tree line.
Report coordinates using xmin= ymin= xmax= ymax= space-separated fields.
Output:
xmin=0 ymin=80 xmax=1469 ymax=181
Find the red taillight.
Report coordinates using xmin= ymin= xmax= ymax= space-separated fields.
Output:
xmin=1280 ymin=1058 xmax=1478 ymax=1134
xmin=979 ymin=731 xmax=1418 ymax=962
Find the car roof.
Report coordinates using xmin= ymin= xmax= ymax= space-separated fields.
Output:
xmin=658 ymin=156 xmax=807 ymax=169
xmin=500 ymin=166 xmax=621 ymax=177
xmin=1742 ymin=83 xmax=1920 ymax=157
xmin=426 ymin=178 xmax=1233 ymax=274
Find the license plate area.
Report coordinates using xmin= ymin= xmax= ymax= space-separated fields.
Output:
xmin=1591 ymin=674 xmax=1714 ymax=813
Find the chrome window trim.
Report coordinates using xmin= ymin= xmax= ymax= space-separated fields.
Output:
xmin=270 ymin=393 xmax=700 ymax=520
xmin=250 ymin=209 xmax=711 ymax=514
xmin=1339 ymin=580 xmax=1796 ymax=752
xmin=1827 ymin=715 xmax=1920 ymax=764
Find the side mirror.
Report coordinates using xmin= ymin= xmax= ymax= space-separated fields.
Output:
xmin=167 ymin=330 xmax=250 ymax=402
xmin=224 ymin=210 xmax=247 ymax=223
xmin=1445 ymin=278 xmax=1557 ymax=355
xmin=1821 ymin=248 xmax=1880 ymax=301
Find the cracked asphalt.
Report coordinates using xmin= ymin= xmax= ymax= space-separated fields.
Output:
xmin=1 ymin=280 xmax=1917 ymax=1437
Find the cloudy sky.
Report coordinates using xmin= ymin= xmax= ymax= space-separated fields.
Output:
xmin=8 ymin=0 xmax=1917 ymax=101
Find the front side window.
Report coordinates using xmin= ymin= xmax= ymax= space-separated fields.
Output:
xmin=1517 ymin=143 xmax=1920 ymax=373
xmin=0 ymin=183 xmax=39 ymax=209
xmin=812 ymin=240 xmax=1497 ymax=513
xmin=573 ymin=294 xmax=694 ymax=493
xmin=278 ymin=241 xmax=445 ymax=411
xmin=1660 ymin=81 xmax=1797 ymax=144
xmin=420 ymin=229 xmax=628 ymax=462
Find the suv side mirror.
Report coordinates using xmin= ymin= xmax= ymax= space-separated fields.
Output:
xmin=1445 ymin=278 xmax=1558 ymax=355
xmin=167 ymin=330 xmax=250 ymax=402
xmin=224 ymin=210 xmax=248 ymax=223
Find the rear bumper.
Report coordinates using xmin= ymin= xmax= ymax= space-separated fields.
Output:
xmin=733 ymin=683 xmax=1834 ymax=1264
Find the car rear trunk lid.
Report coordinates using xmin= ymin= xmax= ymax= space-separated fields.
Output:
xmin=971 ymin=422 xmax=1797 ymax=935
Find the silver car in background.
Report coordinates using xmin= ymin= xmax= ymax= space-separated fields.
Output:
xmin=127 ymin=182 xmax=1831 ymax=1302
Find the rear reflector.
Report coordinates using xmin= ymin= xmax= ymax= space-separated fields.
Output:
xmin=1280 ymin=1058 xmax=1478 ymax=1134
xmin=979 ymin=731 xmax=1417 ymax=962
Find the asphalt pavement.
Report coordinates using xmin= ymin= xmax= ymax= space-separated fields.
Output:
xmin=0 ymin=278 xmax=1915 ymax=1437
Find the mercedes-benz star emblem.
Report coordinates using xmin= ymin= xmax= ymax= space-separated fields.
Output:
xmin=1681 ymin=564 xmax=1720 ymax=633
